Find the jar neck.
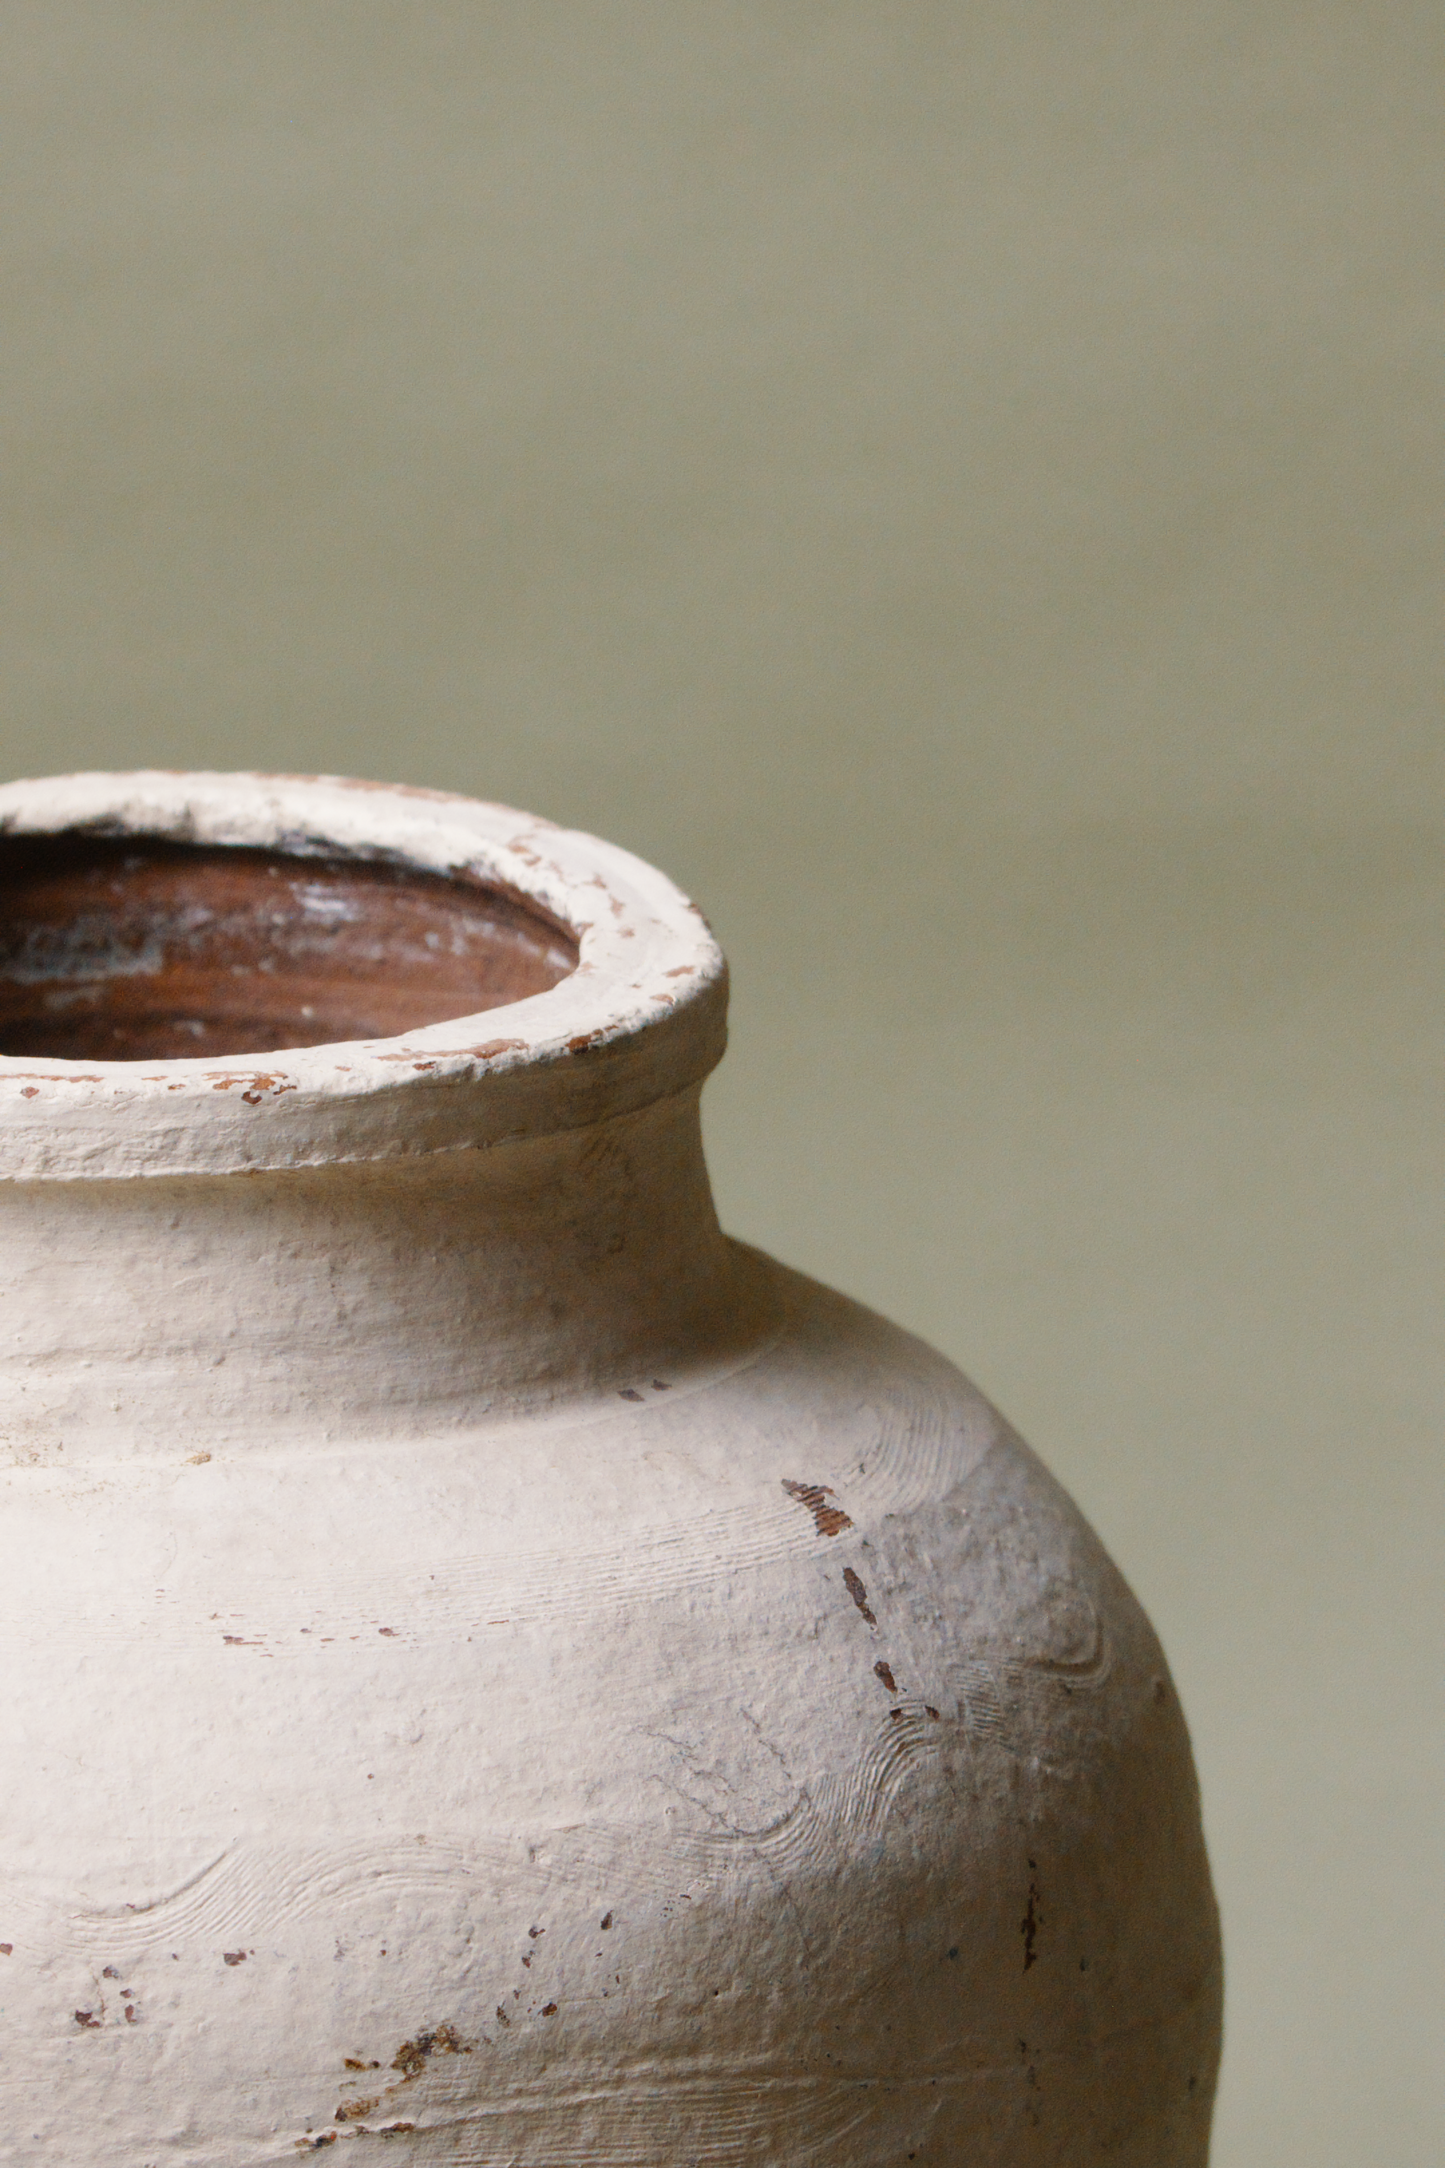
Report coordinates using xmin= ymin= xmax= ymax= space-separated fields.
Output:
xmin=0 ymin=1086 xmax=770 ymax=1462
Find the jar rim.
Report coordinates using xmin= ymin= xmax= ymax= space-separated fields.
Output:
xmin=0 ymin=771 xmax=726 ymax=1179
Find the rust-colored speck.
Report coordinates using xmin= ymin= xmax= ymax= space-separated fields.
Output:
xmin=874 ymin=1660 xmax=898 ymax=1693
xmin=925 ymin=1705 xmax=941 ymax=1721
xmin=0 ymin=1943 xmax=12 ymax=1956
xmin=335 ymin=2098 xmax=378 ymax=2124
xmin=600 ymin=1911 xmax=612 ymax=1929
xmin=222 ymin=1949 xmax=249 ymax=1967
xmin=542 ymin=2002 xmax=558 ymax=2016
xmin=125 ymin=2004 xmax=140 ymax=2023
xmin=74 ymin=2009 xmax=101 ymax=2029
xmin=102 ymin=1966 xmax=120 ymax=1980
xmin=782 ymin=1479 xmax=853 ymax=1538
xmin=619 ymin=1388 xmax=644 ymax=1403
xmin=391 ymin=2023 xmax=470 ymax=2078
xmin=842 ymin=1567 xmax=877 ymax=1625
xmin=207 ymin=1071 xmax=297 ymax=1105
xmin=344 ymin=2058 xmax=380 ymax=2072
xmin=19 ymin=1087 xmax=38 ymax=1099
xmin=470 ymin=1038 xmax=527 ymax=1060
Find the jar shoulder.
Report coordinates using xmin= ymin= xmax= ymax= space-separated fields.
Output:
xmin=0 ymin=1254 xmax=1220 ymax=2168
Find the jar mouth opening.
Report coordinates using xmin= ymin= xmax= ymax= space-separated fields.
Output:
xmin=0 ymin=772 xmax=726 ymax=1179
xmin=0 ymin=832 xmax=580 ymax=1063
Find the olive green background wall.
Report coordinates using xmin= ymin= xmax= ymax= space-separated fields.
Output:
xmin=2 ymin=6 xmax=1440 ymax=2159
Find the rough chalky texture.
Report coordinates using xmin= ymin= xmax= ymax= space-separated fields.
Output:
xmin=0 ymin=773 xmax=1220 ymax=2164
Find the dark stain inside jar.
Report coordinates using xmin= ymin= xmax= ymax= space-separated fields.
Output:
xmin=0 ymin=835 xmax=578 ymax=1061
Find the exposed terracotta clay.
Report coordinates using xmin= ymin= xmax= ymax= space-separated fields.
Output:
xmin=0 ymin=834 xmax=576 ymax=1059
xmin=0 ymin=772 xmax=1220 ymax=2165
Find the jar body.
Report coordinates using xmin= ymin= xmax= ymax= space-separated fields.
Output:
xmin=0 ymin=1252 xmax=1220 ymax=2166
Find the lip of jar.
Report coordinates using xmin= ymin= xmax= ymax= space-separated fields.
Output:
xmin=0 ymin=770 xmax=727 ymax=1181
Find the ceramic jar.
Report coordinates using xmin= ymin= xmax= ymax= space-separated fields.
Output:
xmin=0 ymin=772 xmax=1220 ymax=2165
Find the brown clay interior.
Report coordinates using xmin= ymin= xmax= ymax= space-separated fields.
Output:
xmin=0 ymin=835 xmax=579 ymax=1061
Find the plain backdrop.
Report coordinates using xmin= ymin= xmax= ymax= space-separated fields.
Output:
xmin=1 ymin=7 xmax=1440 ymax=2161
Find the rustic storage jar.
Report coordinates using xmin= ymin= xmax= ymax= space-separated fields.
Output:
xmin=0 ymin=771 xmax=1220 ymax=2165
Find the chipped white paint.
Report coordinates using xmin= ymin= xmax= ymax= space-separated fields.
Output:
xmin=0 ymin=770 xmax=725 ymax=1178
xmin=0 ymin=774 xmax=1220 ymax=2163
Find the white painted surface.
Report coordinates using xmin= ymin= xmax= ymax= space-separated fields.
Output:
xmin=0 ymin=778 xmax=1219 ymax=2163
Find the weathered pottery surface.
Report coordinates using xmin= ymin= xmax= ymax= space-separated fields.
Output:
xmin=0 ymin=773 xmax=1221 ymax=2165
